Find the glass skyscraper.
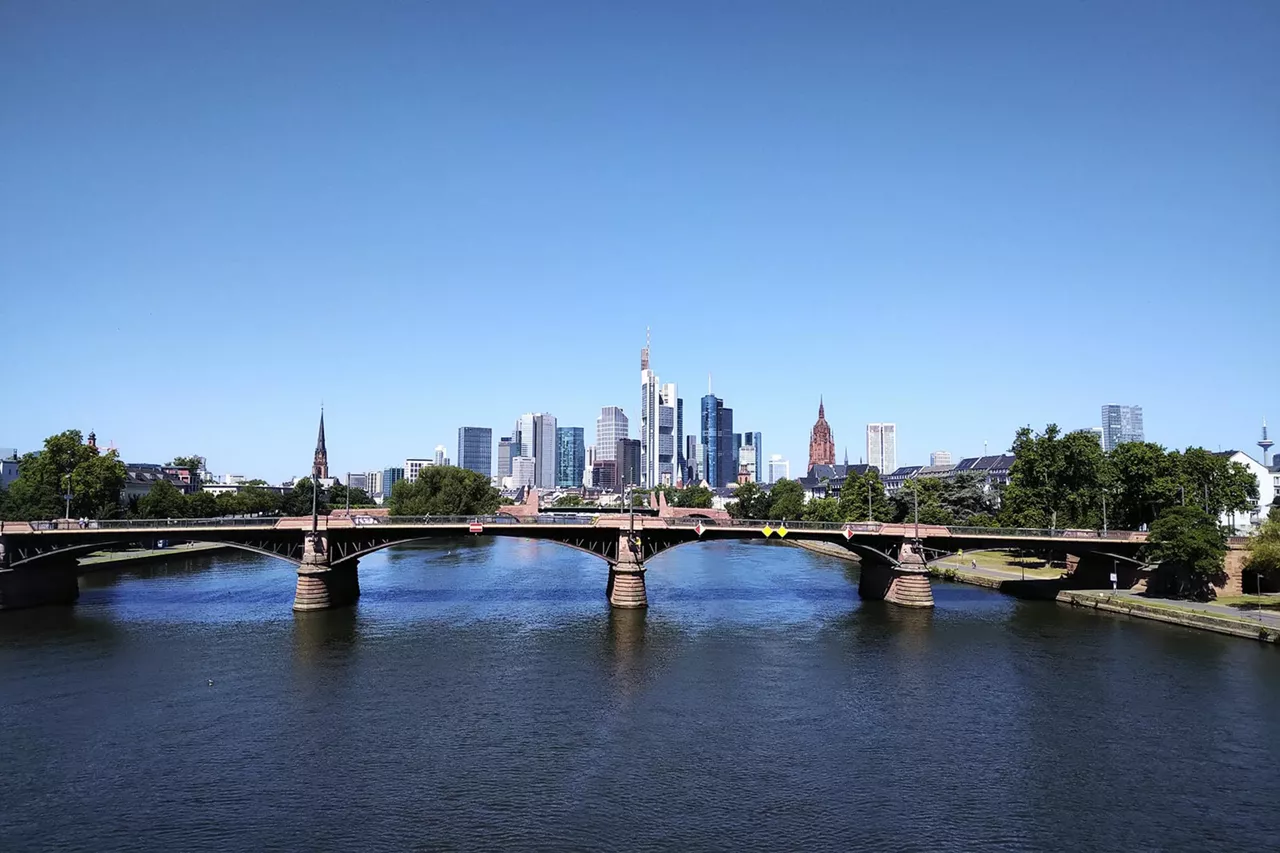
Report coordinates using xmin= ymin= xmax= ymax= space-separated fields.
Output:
xmin=457 ymin=427 xmax=493 ymax=477
xmin=555 ymin=427 xmax=585 ymax=488
xmin=380 ymin=467 xmax=404 ymax=499
xmin=701 ymin=395 xmax=735 ymax=488
xmin=1101 ymin=404 xmax=1144 ymax=452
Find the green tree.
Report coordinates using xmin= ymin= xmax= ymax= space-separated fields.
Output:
xmin=185 ymin=490 xmax=219 ymax=518
xmin=553 ymin=493 xmax=584 ymax=507
xmin=837 ymin=469 xmax=893 ymax=523
xmin=168 ymin=455 xmax=205 ymax=474
xmin=768 ymin=479 xmax=804 ymax=520
xmin=802 ymin=497 xmax=841 ymax=523
xmin=1 ymin=430 xmax=126 ymax=520
xmin=673 ymin=485 xmax=714 ymax=509
xmin=1244 ymin=515 xmax=1280 ymax=586
xmin=246 ymin=479 xmax=268 ymax=486
xmin=1143 ymin=505 xmax=1228 ymax=601
xmin=727 ymin=481 xmax=769 ymax=520
xmin=282 ymin=478 xmax=330 ymax=517
xmin=235 ymin=485 xmax=283 ymax=516
xmin=892 ymin=478 xmax=954 ymax=525
xmin=388 ymin=466 xmax=500 ymax=516
xmin=1103 ymin=441 xmax=1182 ymax=530
xmin=1000 ymin=425 xmax=1105 ymax=529
xmin=138 ymin=479 xmax=188 ymax=519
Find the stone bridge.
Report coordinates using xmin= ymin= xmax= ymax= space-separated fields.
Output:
xmin=0 ymin=515 xmax=1150 ymax=614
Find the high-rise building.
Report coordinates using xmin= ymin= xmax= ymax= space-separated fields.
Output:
xmin=433 ymin=445 xmax=449 ymax=467
xmin=684 ymin=435 xmax=699 ymax=484
xmin=556 ymin=427 xmax=585 ymax=488
xmin=514 ymin=412 xmax=558 ymax=487
xmin=510 ymin=456 xmax=536 ymax=488
xmin=700 ymin=394 xmax=735 ymax=487
xmin=347 ymin=472 xmax=368 ymax=491
xmin=638 ymin=333 xmax=677 ymax=487
xmin=365 ymin=470 xmax=382 ymax=499
xmin=930 ymin=450 xmax=952 ymax=467
xmin=591 ymin=460 xmax=618 ymax=491
xmin=744 ymin=432 xmax=763 ymax=482
xmin=675 ymin=396 xmax=685 ymax=485
xmin=596 ymin=407 xmax=629 ymax=461
xmin=1101 ymin=404 xmax=1144 ymax=452
xmin=457 ymin=427 xmax=493 ymax=477
xmin=404 ymin=458 xmax=432 ymax=483
xmin=808 ymin=399 xmax=835 ymax=470
xmin=768 ymin=455 xmax=789 ymax=484
xmin=312 ymin=409 xmax=329 ymax=480
xmin=381 ymin=467 xmax=404 ymax=498
xmin=497 ymin=436 xmax=516 ymax=478
xmin=866 ymin=424 xmax=897 ymax=475
xmin=616 ymin=438 xmax=641 ymax=487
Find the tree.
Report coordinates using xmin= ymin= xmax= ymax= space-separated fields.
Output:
xmin=246 ymin=479 xmax=268 ymax=486
xmin=1104 ymin=442 xmax=1181 ymax=531
xmin=1 ymin=430 xmax=126 ymax=520
xmin=185 ymin=490 xmax=219 ymax=518
xmin=1244 ymin=515 xmax=1280 ymax=585
xmin=234 ymin=485 xmax=283 ymax=516
xmin=1176 ymin=448 xmax=1260 ymax=521
xmin=168 ymin=456 xmax=204 ymax=474
xmin=837 ymin=469 xmax=893 ymax=523
xmin=138 ymin=479 xmax=188 ymax=519
xmin=1143 ymin=505 xmax=1228 ymax=601
xmin=802 ymin=497 xmax=841 ymax=523
xmin=345 ymin=487 xmax=377 ymax=507
xmin=282 ymin=478 xmax=330 ymax=517
xmin=768 ymin=479 xmax=804 ymax=520
xmin=673 ymin=485 xmax=713 ymax=509
xmin=553 ymin=493 xmax=584 ymax=507
xmin=1000 ymin=424 xmax=1105 ymax=529
xmin=388 ymin=466 xmax=500 ymax=516
xmin=891 ymin=478 xmax=954 ymax=525
xmin=727 ymin=481 xmax=769 ymax=520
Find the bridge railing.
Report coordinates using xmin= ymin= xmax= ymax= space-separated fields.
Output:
xmin=944 ymin=526 xmax=1146 ymax=540
xmin=361 ymin=515 xmax=595 ymax=526
xmin=18 ymin=516 xmax=283 ymax=532
xmin=664 ymin=518 xmax=883 ymax=532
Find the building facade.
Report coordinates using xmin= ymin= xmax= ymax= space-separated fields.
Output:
xmin=497 ymin=436 xmax=516 ymax=479
xmin=930 ymin=450 xmax=952 ymax=467
xmin=808 ymin=400 xmax=835 ymax=469
xmin=767 ymin=455 xmax=789 ymax=483
xmin=510 ymin=456 xmax=537 ymax=489
xmin=616 ymin=438 xmax=641 ymax=488
xmin=365 ymin=470 xmax=382 ymax=499
xmin=514 ymin=412 xmax=558 ymax=487
xmin=595 ymin=407 xmax=628 ymax=461
xmin=457 ymin=426 xmax=493 ymax=477
xmin=1101 ymin=404 xmax=1144 ymax=452
xmin=556 ymin=427 xmax=586 ymax=488
xmin=866 ymin=423 xmax=897 ymax=476
xmin=380 ymin=467 xmax=404 ymax=498
xmin=744 ymin=431 xmax=763 ymax=483
xmin=404 ymin=458 xmax=432 ymax=483
xmin=638 ymin=335 xmax=678 ymax=488
xmin=699 ymin=394 xmax=735 ymax=487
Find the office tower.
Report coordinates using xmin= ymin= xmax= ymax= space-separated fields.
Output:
xmin=739 ymin=443 xmax=756 ymax=483
xmin=457 ymin=427 xmax=493 ymax=477
xmin=676 ymin=396 xmax=685 ymax=485
xmin=700 ymin=394 xmax=735 ymax=487
xmin=365 ymin=470 xmax=382 ymax=498
xmin=514 ymin=412 xmax=558 ymax=487
xmin=616 ymin=438 xmax=641 ymax=487
xmin=596 ymin=407 xmax=629 ymax=461
xmin=808 ymin=399 xmax=835 ymax=469
xmin=768 ymin=455 xmax=789 ymax=484
xmin=381 ymin=467 xmax=404 ymax=497
xmin=684 ymin=435 xmax=698 ymax=484
xmin=497 ymin=436 xmax=516 ymax=478
xmin=638 ymin=332 xmax=678 ymax=488
xmin=556 ymin=427 xmax=585 ymax=488
xmin=347 ymin=472 xmax=368 ymax=491
xmin=511 ymin=457 xmax=536 ymax=488
xmin=433 ymin=445 xmax=449 ymax=467
xmin=744 ymin=432 xmax=763 ymax=482
xmin=1101 ymin=404 xmax=1144 ymax=452
xmin=930 ymin=451 xmax=952 ymax=467
xmin=404 ymin=458 xmax=432 ymax=483
xmin=866 ymin=423 xmax=897 ymax=474
xmin=591 ymin=460 xmax=618 ymax=491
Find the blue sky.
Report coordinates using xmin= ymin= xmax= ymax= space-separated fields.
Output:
xmin=2 ymin=1 xmax=1276 ymax=481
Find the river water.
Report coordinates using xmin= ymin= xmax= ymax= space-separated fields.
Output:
xmin=1 ymin=539 xmax=1277 ymax=852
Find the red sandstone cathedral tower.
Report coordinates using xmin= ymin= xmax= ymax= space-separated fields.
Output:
xmin=808 ymin=399 xmax=835 ymax=470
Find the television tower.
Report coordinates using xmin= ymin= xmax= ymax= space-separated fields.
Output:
xmin=1259 ymin=418 xmax=1273 ymax=466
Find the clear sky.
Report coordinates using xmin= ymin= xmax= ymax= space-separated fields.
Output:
xmin=2 ymin=1 xmax=1276 ymax=482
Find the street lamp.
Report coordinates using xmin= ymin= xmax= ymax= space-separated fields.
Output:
xmin=63 ymin=471 xmax=73 ymax=522
xmin=1102 ymin=490 xmax=1108 ymax=536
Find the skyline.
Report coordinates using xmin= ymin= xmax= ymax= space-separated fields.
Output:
xmin=2 ymin=3 xmax=1276 ymax=480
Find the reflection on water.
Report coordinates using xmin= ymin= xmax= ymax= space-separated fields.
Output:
xmin=2 ymin=539 xmax=1278 ymax=852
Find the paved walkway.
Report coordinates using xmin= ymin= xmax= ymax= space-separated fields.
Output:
xmin=931 ymin=560 xmax=1060 ymax=583
xmin=1102 ymin=589 xmax=1280 ymax=630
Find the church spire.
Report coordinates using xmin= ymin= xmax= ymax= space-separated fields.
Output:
xmin=312 ymin=408 xmax=329 ymax=480
xmin=818 ymin=396 xmax=825 ymax=420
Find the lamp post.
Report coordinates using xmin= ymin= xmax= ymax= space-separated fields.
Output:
xmin=867 ymin=479 xmax=872 ymax=523
xmin=913 ymin=482 xmax=920 ymax=542
xmin=345 ymin=471 xmax=350 ymax=516
xmin=1102 ymin=490 xmax=1108 ymax=536
xmin=63 ymin=471 xmax=72 ymax=522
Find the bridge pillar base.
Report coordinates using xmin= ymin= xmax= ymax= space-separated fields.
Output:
xmin=293 ymin=563 xmax=360 ymax=612
xmin=0 ymin=563 xmax=80 ymax=611
xmin=608 ymin=569 xmax=647 ymax=609
xmin=886 ymin=572 xmax=935 ymax=608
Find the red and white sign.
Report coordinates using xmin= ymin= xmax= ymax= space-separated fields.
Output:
xmin=469 ymin=523 xmax=484 ymax=534
xmin=843 ymin=526 xmax=855 ymax=540
xmin=695 ymin=522 xmax=706 ymax=537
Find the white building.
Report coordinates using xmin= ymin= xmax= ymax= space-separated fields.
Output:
xmin=405 ymin=458 xmax=433 ymax=483
xmin=767 ymin=454 xmax=789 ymax=483
xmin=510 ymin=456 xmax=537 ymax=489
xmin=1218 ymin=450 xmax=1275 ymax=535
xmin=739 ymin=444 xmax=757 ymax=482
xmin=867 ymin=424 xmax=897 ymax=476
xmin=930 ymin=450 xmax=952 ymax=467
xmin=596 ymin=407 xmax=629 ymax=461
xmin=584 ymin=445 xmax=596 ymax=487
xmin=434 ymin=445 xmax=448 ymax=467
xmin=1 ymin=457 xmax=18 ymax=490
xmin=365 ymin=470 xmax=382 ymax=498
xmin=347 ymin=472 xmax=368 ymax=491
xmin=514 ymin=412 xmax=557 ymax=488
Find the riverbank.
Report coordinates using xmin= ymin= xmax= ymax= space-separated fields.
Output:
xmin=78 ymin=542 xmax=232 ymax=570
xmin=1057 ymin=590 xmax=1280 ymax=644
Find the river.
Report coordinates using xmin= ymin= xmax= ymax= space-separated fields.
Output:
xmin=2 ymin=538 xmax=1277 ymax=851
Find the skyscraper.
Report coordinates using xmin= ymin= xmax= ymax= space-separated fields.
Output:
xmin=768 ymin=455 xmax=789 ymax=484
xmin=930 ymin=450 xmax=952 ymax=466
xmin=808 ymin=400 xmax=835 ymax=470
xmin=457 ymin=427 xmax=493 ymax=477
xmin=684 ymin=435 xmax=699 ymax=484
xmin=365 ymin=470 xmax=382 ymax=499
xmin=514 ymin=412 xmax=558 ymax=487
xmin=433 ymin=445 xmax=449 ymax=467
xmin=742 ymin=431 xmax=763 ymax=482
xmin=616 ymin=438 xmax=641 ymax=487
xmin=638 ymin=332 xmax=677 ymax=487
xmin=700 ymin=395 xmax=735 ymax=487
xmin=555 ymin=427 xmax=585 ymax=488
xmin=596 ymin=407 xmax=629 ymax=461
xmin=866 ymin=424 xmax=897 ymax=474
xmin=380 ymin=467 xmax=404 ymax=498
xmin=1101 ymin=404 xmax=1144 ymax=452
xmin=497 ymin=436 xmax=516 ymax=478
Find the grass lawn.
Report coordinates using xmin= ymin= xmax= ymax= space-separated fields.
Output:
xmin=1214 ymin=594 xmax=1280 ymax=610
xmin=940 ymin=549 xmax=1063 ymax=578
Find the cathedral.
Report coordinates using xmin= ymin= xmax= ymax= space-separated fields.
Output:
xmin=808 ymin=399 xmax=835 ymax=470
xmin=312 ymin=409 xmax=329 ymax=480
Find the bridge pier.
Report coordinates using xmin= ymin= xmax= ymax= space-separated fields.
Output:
xmin=858 ymin=543 xmax=935 ymax=608
xmin=292 ymin=532 xmax=360 ymax=612
xmin=0 ymin=561 xmax=80 ymax=611
xmin=608 ymin=532 xmax=647 ymax=609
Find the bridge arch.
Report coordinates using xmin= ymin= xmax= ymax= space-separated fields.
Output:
xmin=327 ymin=532 xmax=619 ymax=569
